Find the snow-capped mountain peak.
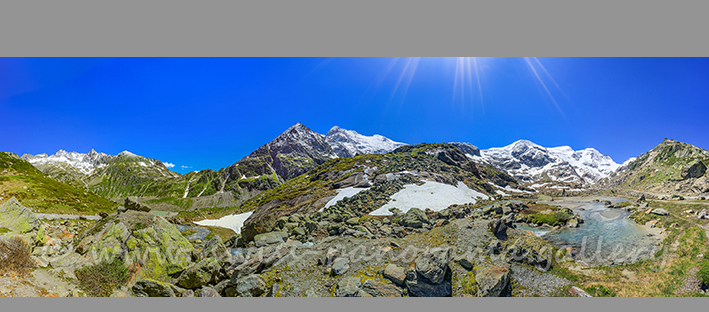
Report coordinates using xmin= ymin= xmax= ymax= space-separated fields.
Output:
xmin=473 ymin=140 xmax=619 ymax=184
xmin=22 ymin=149 xmax=112 ymax=175
xmin=325 ymin=126 xmax=407 ymax=158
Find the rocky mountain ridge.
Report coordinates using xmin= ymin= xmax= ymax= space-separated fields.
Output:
xmin=602 ymin=138 xmax=709 ymax=197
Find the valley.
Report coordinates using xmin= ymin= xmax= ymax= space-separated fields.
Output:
xmin=2 ymin=123 xmax=709 ymax=297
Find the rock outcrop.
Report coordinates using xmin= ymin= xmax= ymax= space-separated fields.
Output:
xmin=75 ymin=208 xmax=194 ymax=282
xmin=682 ymin=161 xmax=707 ymax=179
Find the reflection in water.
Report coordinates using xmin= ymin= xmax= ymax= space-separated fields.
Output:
xmin=516 ymin=199 xmax=661 ymax=267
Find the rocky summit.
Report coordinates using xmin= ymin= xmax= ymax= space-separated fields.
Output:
xmin=603 ymin=138 xmax=709 ymax=197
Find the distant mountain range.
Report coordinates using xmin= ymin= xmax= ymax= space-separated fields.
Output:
xmin=12 ymin=122 xmax=709 ymax=221
xmin=471 ymin=140 xmax=621 ymax=185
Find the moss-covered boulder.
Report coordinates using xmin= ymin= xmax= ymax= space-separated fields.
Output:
xmin=0 ymin=197 xmax=40 ymax=234
xmin=399 ymin=208 xmax=428 ymax=228
xmin=76 ymin=210 xmax=194 ymax=282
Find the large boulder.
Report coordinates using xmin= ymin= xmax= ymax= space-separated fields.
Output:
xmin=331 ymin=257 xmax=350 ymax=276
xmin=681 ymin=161 xmax=707 ymax=179
xmin=405 ymin=271 xmax=452 ymax=297
xmin=415 ymin=246 xmax=451 ymax=284
xmin=253 ymin=231 xmax=287 ymax=248
xmin=176 ymin=257 xmax=223 ymax=289
xmin=382 ymin=263 xmax=406 ymax=286
xmin=507 ymin=236 xmax=552 ymax=271
xmin=335 ymin=277 xmax=361 ymax=297
xmin=356 ymin=279 xmax=402 ymax=297
xmin=201 ymin=236 xmax=231 ymax=261
xmin=651 ymin=208 xmax=669 ymax=216
xmin=76 ymin=210 xmax=194 ymax=281
xmin=131 ymin=279 xmax=179 ymax=297
xmin=235 ymin=274 xmax=266 ymax=297
xmin=0 ymin=197 xmax=41 ymax=234
xmin=476 ymin=266 xmax=510 ymax=297
xmin=196 ymin=286 xmax=221 ymax=297
xmin=399 ymin=208 xmax=428 ymax=228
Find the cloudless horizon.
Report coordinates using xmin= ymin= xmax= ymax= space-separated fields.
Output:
xmin=2 ymin=57 xmax=708 ymax=173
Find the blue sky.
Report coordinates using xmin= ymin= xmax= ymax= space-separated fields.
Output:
xmin=2 ymin=57 xmax=708 ymax=172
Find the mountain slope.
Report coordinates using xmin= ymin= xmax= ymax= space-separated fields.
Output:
xmin=472 ymin=140 xmax=620 ymax=185
xmin=238 ymin=143 xmax=527 ymax=243
xmin=602 ymin=138 xmax=709 ymax=196
xmin=0 ymin=152 xmax=116 ymax=214
xmin=325 ymin=126 xmax=407 ymax=158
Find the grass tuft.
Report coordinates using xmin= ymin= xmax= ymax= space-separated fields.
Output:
xmin=75 ymin=258 xmax=130 ymax=297
xmin=0 ymin=236 xmax=35 ymax=275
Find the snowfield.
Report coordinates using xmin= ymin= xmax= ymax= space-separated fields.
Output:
xmin=193 ymin=211 xmax=254 ymax=234
xmin=320 ymin=187 xmax=370 ymax=212
xmin=369 ymin=181 xmax=489 ymax=216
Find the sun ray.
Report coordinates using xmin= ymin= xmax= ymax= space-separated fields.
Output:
xmin=390 ymin=57 xmax=420 ymax=102
xmin=524 ymin=57 xmax=566 ymax=119
xmin=533 ymin=57 xmax=571 ymax=101
xmin=473 ymin=57 xmax=484 ymax=112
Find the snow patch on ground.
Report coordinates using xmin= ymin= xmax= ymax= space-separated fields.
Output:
xmin=369 ymin=181 xmax=489 ymax=216
xmin=320 ymin=187 xmax=369 ymax=212
xmin=529 ymin=183 xmax=550 ymax=188
xmin=193 ymin=211 xmax=253 ymax=234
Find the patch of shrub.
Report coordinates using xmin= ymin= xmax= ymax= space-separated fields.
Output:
xmin=75 ymin=258 xmax=130 ymax=297
xmin=0 ymin=236 xmax=36 ymax=275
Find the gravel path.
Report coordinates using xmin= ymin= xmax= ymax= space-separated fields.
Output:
xmin=510 ymin=263 xmax=571 ymax=296
xmin=35 ymin=213 xmax=101 ymax=220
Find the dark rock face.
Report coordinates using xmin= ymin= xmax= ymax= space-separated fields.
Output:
xmin=405 ymin=271 xmax=452 ymax=297
xmin=245 ymin=123 xmax=338 ymax=181
xmin=682 ymin=161 xmax=707 ymax=179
